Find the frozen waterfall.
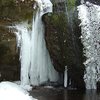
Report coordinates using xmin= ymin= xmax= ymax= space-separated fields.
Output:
xmin=14 ymin=0 xmax=58 ymax=86
xmin=77 ymin=2 xmax=100 ymax=89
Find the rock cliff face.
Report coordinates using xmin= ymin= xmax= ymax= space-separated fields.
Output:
xmin=0 ymin=0 xmax=34 ymax=81
xmin=43 ymin=0 xmax=86 ymax=89
xmin=0 ymin=19 xmax=20 ymax=81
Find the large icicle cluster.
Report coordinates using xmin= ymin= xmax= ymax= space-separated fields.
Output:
xmin=14 ymin=22 xmax=31 ymax=86
xmin=14 ymin=0 xmax=58 ymax=87
xmin=77 ymin=2 xmax=100 ymax=89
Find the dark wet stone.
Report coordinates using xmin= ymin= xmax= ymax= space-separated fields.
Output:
xmin=43 ymin=1 xmax=85 ymax=89
xmin=30 ymin=87 xmax=100 ymax=100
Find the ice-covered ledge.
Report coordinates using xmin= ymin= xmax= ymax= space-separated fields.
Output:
xmin=34 ymin=0 xmax=53 ymax=15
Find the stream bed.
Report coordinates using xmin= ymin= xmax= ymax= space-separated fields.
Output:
xmin=30 ymin=87 xmax=100 ymax=100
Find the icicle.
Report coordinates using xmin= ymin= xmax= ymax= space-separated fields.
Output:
xmin=14 ymin=22 xmax=31 ymax=86
xmin=64 ymin=66 xmax=68 ymax=88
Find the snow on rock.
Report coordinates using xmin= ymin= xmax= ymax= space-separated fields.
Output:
xmin=34 ymin=0 xmax=53 ymax=16
xmin=0 ymin=81 xmax=37 ymax=100
xmin=14 ymin=81 xmax=32 ymax=91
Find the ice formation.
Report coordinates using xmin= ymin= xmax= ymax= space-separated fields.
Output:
xmin=14 ymin=0 xmax=58 ymax=86
xmin=77 ymin=2 xmax=100 ymax=89
xmin=64 ymin=66 xmax=68 ymax=88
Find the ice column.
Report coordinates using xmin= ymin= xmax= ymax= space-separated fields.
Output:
xmin=77 ymin=2 xmax=100 ymax=89
xmin=64 ymin=66 xmax=68 ymax=88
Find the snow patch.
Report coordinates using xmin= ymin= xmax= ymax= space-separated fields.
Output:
xmin=0 ymin=81 xmax=37 ymax=100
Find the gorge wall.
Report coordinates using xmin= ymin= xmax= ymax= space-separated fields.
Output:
xmin=0 ymin=0 xmax=100 ymax=89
